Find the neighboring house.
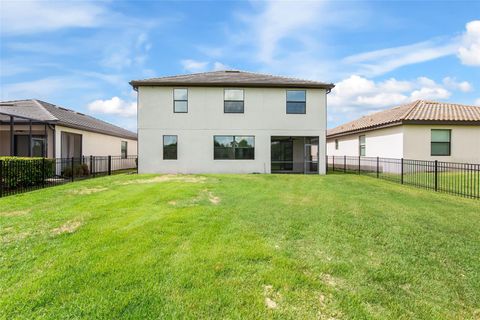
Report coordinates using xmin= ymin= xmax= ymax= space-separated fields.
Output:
xmin=0 ymin=99 xmax=137 ymax=158
xmin=130 ymin=70 xmax=334 ymax=174
xmin=327 ymin=100 xmax=480 ymax=163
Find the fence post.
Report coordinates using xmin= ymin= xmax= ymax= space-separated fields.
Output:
xmin=344 ymin=155 xmax=346 ymax=173
xmin=376 ymin=157 xmax=379 ymax=178
xmin=71 ymin=157 xmax=74 ymax=182
xmin=434 ymin=160 xmax=438 ymax=191
xmin=358 ymin=156 xmax=361 ymax=174
xmin=42 ymin=158 xmax=46 ymax=188
xmin=90 ymin=155 xmax=94 ymax=177
xmin=401 ymin=158 xmax=404 ymax=184
xmin=0 ymin=159 xmax=3 ymax=198
xmin=332 ymin=156 xmax=335 ymax=172
xmin=108 ymin=155 xmax=112 ymax=175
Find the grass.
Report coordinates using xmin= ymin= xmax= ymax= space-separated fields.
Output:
xmin=1 ymin=173 xmax=479 ymax=319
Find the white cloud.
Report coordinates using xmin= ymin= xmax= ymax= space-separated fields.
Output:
xmin=0 ymin=0 xmax=106 ymax=35
xmin=475 ymin=98 xmax=480 ymax=105
xmin=212 ymin=62 xmax=229 ymax=71
xmin=458 ymin=20 xmax=480 ymax=66
xmin=87 ymin=97 xmax=136 ymax=118
xmin=181 ymin=59 xmax=209 ymax=73
xmin=442 ymin=77 xmax=472 ymax=92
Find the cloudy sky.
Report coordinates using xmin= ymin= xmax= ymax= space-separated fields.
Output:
xmin=1 ymin=0 xmax=479 ymax=131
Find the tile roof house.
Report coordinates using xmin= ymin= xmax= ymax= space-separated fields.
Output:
xmin=327 ymin=100 xmax=480 ymax=163
xmin=131 ymin=70 xmax=334 ymax=174
xmin=0 ymin=99 xmax=137 ymax=158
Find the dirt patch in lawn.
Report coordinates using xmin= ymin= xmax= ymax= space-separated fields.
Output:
xmin=119 ymin=175 xmax=207 ymax=185
xmin=263 ymin=285 xmax=281 ymax=309
xmin=207 ymin=191 xmax=220 ymax=205
xmin=0 ymin=209 xmax=31 ymax=217
xmin=52 ymin=220 xmax=82 ymax=235
xmin=69 ymin=187 xmax=108 ymax=195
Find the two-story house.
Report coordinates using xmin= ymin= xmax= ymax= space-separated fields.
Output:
xmin=130 ymin=70 xmax=334 ymax=174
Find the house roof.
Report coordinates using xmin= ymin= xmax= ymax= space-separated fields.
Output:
xmin=130 ymin=70 xmax=335 ymax=90
xmin=0 ymin=99 xmax=137 ymax=140
xmin=327 ymin=100 xmax=480 ymax=138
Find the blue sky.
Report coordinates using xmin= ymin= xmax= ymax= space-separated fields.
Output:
xmin=1 ymin=0 xmax=479 ymax=131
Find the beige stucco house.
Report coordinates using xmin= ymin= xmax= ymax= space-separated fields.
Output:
xmin=0 ymin=99 xmax=137 ymax=158
xmin=327 ymin=100 xmax=480 ymax=164
xmin=130 ymin=70 xmax=334 ymax=174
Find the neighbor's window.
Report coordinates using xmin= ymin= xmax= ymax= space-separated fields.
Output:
xmin=359 ymin=135 xmax=366 ymax=156
xmin=174 ymin=88 xmax=188 ymax=113
xmin=121 ymin=141 xmax=128 ymax=159
xmin=214 ymin=135 xmax=254 ymax=160
xmin=335 ymin=139 xmax=339 ymax=150
xmin=431 ymin=129 xmax=451 ymax=156
xmin=286 ymin=90 xmax=306 ymax=114
xmin=224 ymin=89 xmax=244 ymax=113
xmin=163 ymin=135 xmax=178 ymax=160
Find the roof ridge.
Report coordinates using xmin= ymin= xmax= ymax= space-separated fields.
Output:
xmin=400 ymin=100 xmax=423 ymax=120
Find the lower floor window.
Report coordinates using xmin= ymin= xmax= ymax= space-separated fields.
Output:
xmin=214 ymin=135 xmax=254 ymax=160
xmin=121 ymin=141 xmax=128 ymax=159
xmin=163 ymin=135 xmax=178 ymax=160
xmin=431 ymin=129 xmax=451 ymax=156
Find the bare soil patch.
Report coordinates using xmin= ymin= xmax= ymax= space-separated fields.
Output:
xmin=69 ymin=187 xmax=108 ymax=195
xmin=119 ymin=175 xmax=206 ymax=185
xmin=52 ymin=220 xmax=82 ymax=235
xmin=0 ymin=209 xmax=31 ymax=217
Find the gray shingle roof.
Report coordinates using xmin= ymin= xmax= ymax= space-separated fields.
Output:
xmin=327 ymin=100 xmax=480 ymax=138
xmin=130 ymin=70 xmax=335 ymax=89
xmin=0 ymin=99 xmax=137 ymax=140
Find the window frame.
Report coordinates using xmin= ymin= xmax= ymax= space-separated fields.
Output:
xmin=431 ymin=129 xmax=451 ymax=156
xmin=121 ymin=141 xmax=128 ymax=159
xmin=286 ymin=90 xmax=306 ymax=114
xmin=173 ymin=88 xmax=188 ymax=113
xmin=359 ymin=135 xmax=366 ymax=157
xmin=335 ymin=139 xmax=339 ymax=150
xmin=224 ymin=89 xmax=245 ymax=114
xmin=213 ymin=135 xmax=255 ymax=160
xmin=163 ymin=135 xmax=178 ymax=160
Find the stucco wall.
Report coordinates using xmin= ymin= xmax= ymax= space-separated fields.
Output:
xmin=55 ymin=125 xmax=137 ymax=158
xmin=137 ymin=86 xmax=327 ymax=174
xmin=327 ymin=125 xmax=404 ymax=158
xmin=403 ymin=124 xmax=480 ymax=163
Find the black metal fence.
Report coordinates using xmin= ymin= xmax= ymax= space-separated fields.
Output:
xmin=327 ymin=155 xmax=480 ymax=199
xmin=0 ymin=155 xmax=137 ymax=198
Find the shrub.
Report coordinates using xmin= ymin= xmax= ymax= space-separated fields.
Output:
xmin=0 ymin=157 xmax=56 ymax=189
xmin=62 ymin=163 xmax=90 ymax=178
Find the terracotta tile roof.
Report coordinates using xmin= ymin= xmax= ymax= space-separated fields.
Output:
xmin=327 ymin=100 xmax=480 ymax=137
xmin=0 ymin=99 xmax=137 ymax=140
xmin=130 ymin=70 xmax=334 ymax=89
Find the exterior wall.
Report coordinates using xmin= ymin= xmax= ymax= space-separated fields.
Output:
xmin=403 ymin=124 xmax=480 ymax=163
xmin=54 ymin=125 xmax=137 ymax=158
xmin=137 ymin=86 xmax=327 ymax=174
xmin=327 ymin=125 xmax=404 ymax=158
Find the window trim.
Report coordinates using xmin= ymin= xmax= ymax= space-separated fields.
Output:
xmin=223 ymin=89 xmax=245 ymax=113
xmin=359 ymin=135 xmax=366 ymax=157
xmin=173 ymin=88 xmax=188 ymax=113
xmin=213 ymin=135 xmax=255 ymax=160
xmin=431 ymin=129 xmax=451 ymax=156
xmin=163 ymin=135 xmax=178 ymax=160
xmin=286 ymin=89 xmax=306 ymax=114
xmin=121 ymin=141 xmax=128 ymax=159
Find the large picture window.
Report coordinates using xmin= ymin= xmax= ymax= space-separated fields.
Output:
xmin=163 ymin=135 xmax=178 ymax=160
xmin=214 ymin=135 xmax=254 ymax=160
xmin=224 ymin=89 xmax=244 ymax=113
xmin=359 ymin=135 xmax=366 ymax=156
xmin=174 ymin=88 xmax=188 ymax=113
xmin=286 ymin=90 xmax=306 ymax=114
xmin=431 ymin=129 xmax=451 ymax=156
xmin=121 ymin=141 xmax=128 ymax=159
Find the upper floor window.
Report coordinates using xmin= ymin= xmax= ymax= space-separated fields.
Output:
xmin=121 ymin=141 xmax=128 ymax=159
xmin=335 ymin=139 xmax=339 ymax=150
xmin=174 ymin=88 xmax=188 ymax=113
xmin=286 ymin=90 xmax=306 ymax=114
xmin=163 ymin=135 xmax=178 ymax=160
xmin=214 ymin=135 xmax=254 ymax=160
xmin=224 ymin=89 xmax=244 ymax=113
xmin=359 ymin=135 xmax=366 ymax=156
xmin=431 ymin=129 xmax=451 ymax=156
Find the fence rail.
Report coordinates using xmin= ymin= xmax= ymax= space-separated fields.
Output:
xmin=327 ymin=155 xmax=480 ymax=199
xmin=0 ymin=155 xmax=137 ymax=198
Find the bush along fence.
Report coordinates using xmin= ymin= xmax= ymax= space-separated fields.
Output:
xmin=0 ymin=155 xmax=137 ymax=198
xmin=327 ymin=155 xmax=480 ymax=199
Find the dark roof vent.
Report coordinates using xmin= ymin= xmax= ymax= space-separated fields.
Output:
xmin=225 ymin=70 xmax=240 ymax=73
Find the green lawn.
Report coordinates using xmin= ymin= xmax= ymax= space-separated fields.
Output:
xmin=1 ymin=174 xmax=479 ymax=319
